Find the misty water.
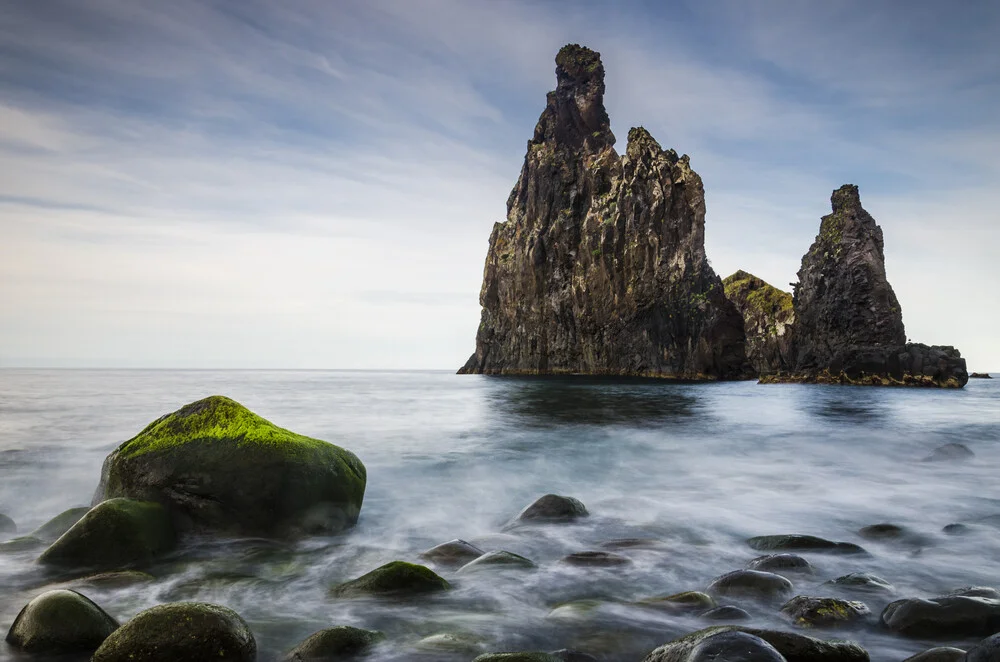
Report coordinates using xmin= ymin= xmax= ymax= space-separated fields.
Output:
xmin=0 ymin=370 xmax=998 ymax=661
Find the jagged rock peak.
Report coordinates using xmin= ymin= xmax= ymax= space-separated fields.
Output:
xmin=532 ymin=44 xmax=614 ymax=152
xmin=831 ymin=183 xmax=863 ymax=214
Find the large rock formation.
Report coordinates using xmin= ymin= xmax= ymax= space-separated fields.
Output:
xmin=723 ymin=271 xmax=795 ymax=376
xmin=459 ymin=44 xmax=747 ymax=379
xmin=760 ymin=185 xmax=967 ymax=387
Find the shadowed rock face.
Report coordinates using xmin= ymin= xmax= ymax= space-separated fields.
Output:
xmin=460 ymin=44 xmax=747 ymax=379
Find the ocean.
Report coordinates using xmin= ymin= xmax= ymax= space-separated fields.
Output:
xmin=0 ymin=369 xmax=997 ymax=661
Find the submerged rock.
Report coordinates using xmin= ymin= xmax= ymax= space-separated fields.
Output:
xmin=5 ymin=589 xmax=119 ymax=654
xmin=642 ymin=626 xmax=869 ymax=662
xmin=561 ymin=551 xmax=631 ymax=567
xmin=92 ymin=601 xmax=255 ymax=662
xmin=881 ymin=594 xmax=1000 ymax=637
xmin=922 ymin=443 xmax=975 ymax=462
xmin=32 ymin=506 xmax=90 ymax=542
xmin=824 ymin=573 xmax=894 ymax=595
xmin=458 ymin=550 xmax=536 ymax=573
xmin=857 ymin=523 xmax=906 ymax=540
xmin=93 ymin=395 xmax=366 ymax=538
xmin=707 ymin=570 xmax=794 ymax=600
xmin=459 ymin=44 xmax=747 ymax=379
xmin=780 ymin=596 xmax=870 ymax=628
xmin=0 ymin=512 xmax=17 ymax=536
xmin=416 ymin=632 xmax=486 ymax=654
xmin=282 ymin=626 xmax=384 ymax=661
xmin=746 ymin=554 xmax=813 ymax=575
xmin=420 ymin=539 xmax=485 ymax=567
xmin=72 ymin=570 xmax=156 ymax=590
xmin=747 ymin=534 xmax=866 ymax=555
xmin=764 ymin=185 xmax=967 ymax=388
xmin=723 ymin=271 xmax=795 ymax=376
xmin=0 ymin=535 xmax=43 ymax=553
xmin=639 ymin=591 xmax=717 ymax=612
xmin=331 ymin=561 xmax=450 ymax=597
xmin=38 ymin=498 xmax=175 ymax=571
xmin=515 ymin=494 xmax=588 ymax=522
xmin=965 ymin=633 xmax=1000 ymax=662
xmin=701 ymin=605 xmax=752 ymax=621
xmin=902 ymin=648 xmax=967 ymax=662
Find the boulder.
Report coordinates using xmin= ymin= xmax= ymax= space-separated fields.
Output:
xmin=458 ymin=550 xmax=536 ymax=573
xmin=0 ymin=536 xmax=44 ymax=553
xmin=642 ymin=626 xmax=869 ymax=662
xmin=747 ymin=535 xmax=866 ymax=555
xmin=420 ymin=539 xmax=485 ymax=567
xmin=93 ymin=395 xmax=366 ymax=538
xmin=330 ymin=561 xmax=450 ymax=597
xmin=945 ymin=586 xmax=1000 ymax=599
xmin=92 ymin=601 xmax=255 ymax=662
xmin=638 ymin=591 xmax=717 ymax=612
xmin=780 ymin=596 xmax=870 ymax=627
xmin=857 ymin=523 xmax=907 ymax=540
xmin=560 ymin=551 xmax=631 ymax=567
xmin=515 ymin=494 xmax=588 ymax=522
xmin=32 ymin=506 xmax=90 ymax=542
xmin=966 ymin=633 xmax=1000 ymax=662
xmin=881 ymin=594 xmax=1000 ymax=637
xmin=746 ymin=554 xmax=813 ymax=574
xmin=5 ymin=589 xmax=119 ymax=654
xmin=687 ymin=631 xmax=786 ymax=662
xmin=37 ymin=498 xmax=175 ymax=571
xmin=901 ymin=648 xmax=967 ymax=662
xmin=922 ymin=443 xmax=975 ymax=462
xmin=707 ymin=570 xmax=794 ymax=600
xmin=701 ymin=606 xmax=752 ymax=621
xmin=283 ymin=626 xmax=384 ymax=661
xmin=824 ymin=573 xmax=894 ymax=595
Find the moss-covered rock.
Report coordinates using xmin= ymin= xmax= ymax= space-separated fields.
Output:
xmin=707 ymin=570 xmax=794 ymax=600
xmin=473 ymin=653 xmax=562 ymax=662
xmin=515 ymin=494 xmax=588 ymax=522
xmin=93 ymin=395 xmax=366 ymax=538
xmin=458 ymin=550 xmax=536 ymax=573
xmin=780 ymin=596 xmax=870 ymax=628
xmin=642 ymin=626 xmax=869 ymax=662
xmin=5 ymin=589 xmax=119 ymax=654
xmin=330 ymin=561 xmax=450 ymax=598
xmin=283 ymin=626 xmax=384 ymax=660
xmin=723 ymin=271 xmax=795 ymax=376
xmin=420 ymin=539 xmax=485 ymax=567
xmin=0 ymin=512 xmax=16 ymax=536
xmin=32 ymin=506 xmax=90 ymax=542
xmin=747 ymin=535 xmax=866 ymax=555
xmin=92 ymin=601 xmax=255 ymax=662
xmin=37 ymin=498 xmax=175 ymax=571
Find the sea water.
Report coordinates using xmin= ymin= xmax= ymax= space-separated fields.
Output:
xmin=0 ymin=369 xmax=997 ymax=661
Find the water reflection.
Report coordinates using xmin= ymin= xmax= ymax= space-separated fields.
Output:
xmin=801 ymin=388 xmax=888 ymax=423
xmin=484 ymin=376 xmax=700 ymax=427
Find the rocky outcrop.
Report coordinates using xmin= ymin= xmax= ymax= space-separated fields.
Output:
xmin=764 ymin=185 xmax=967 ymax=387
xmin=460 ymin=44 xmax=747 ymax=379
xmin=723 ymin=271 xmax=795 ymax=375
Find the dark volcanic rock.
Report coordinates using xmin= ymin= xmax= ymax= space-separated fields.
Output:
xmin=642 ymin=626 xmax=869 ymax=662
xmin=560 ymin=551 xmax=631 ymax=567
xmin=764 ymin=185 xmax=967 ymax=388
xmin=824 ymin=573 xmax=894 ymax=595
xmin=701 ymin=605 xmax=752 ymax=621
xmin=881 ymin=594 xmax=1000 ymax=637
xmin=459 ymin=44 xmax=747 ymax=379
xmin=724 ymin=271 xmax=795 ymax=375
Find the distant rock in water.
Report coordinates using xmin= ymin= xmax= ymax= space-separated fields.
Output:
xmin=723 ymin=271 xmax=795 ymax=375
xmin=970 ymin=373 xmax=992 ymax=379
xmin=459 ymin=44 xmax=747 ymax=379
xmin=763 ymin=185 xmax=968 ymax=387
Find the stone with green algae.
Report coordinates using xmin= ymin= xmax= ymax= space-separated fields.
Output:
xmin=330 ymin=561 xmax=450 ymax=598
xmin=5 ymin=589 xmax=119 ymax=654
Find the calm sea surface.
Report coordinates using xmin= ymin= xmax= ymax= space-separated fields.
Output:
xmin=0 ymin=370 xmax=998 ymax=661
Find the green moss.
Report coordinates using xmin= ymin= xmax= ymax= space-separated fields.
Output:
xmin=285 ymin=626 xmax=384 ymax=659
xmin=591 ymin=248 xmax=602 ymax=257
xmin=7 ymin=589 xmax=119 ymax=654
xmin=330 ymin=561 xmax=450 ymax=598
xmin=723 ymin=271 xmax=793 ymax=316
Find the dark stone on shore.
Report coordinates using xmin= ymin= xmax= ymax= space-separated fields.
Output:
xmin=516 ymin=494 xmax=588 ymax=523
xmin=780 ymin=596 xmax=870 ymax=627
xmin=5 ymin=589 xmax=119 ymax=654
xmin=707 ymin=570 xmax=793 ymax=600
xmin=420 ymin=539 xmax=485 ymax=567
xmin=93 ymin=395 xmax=366 ymax=538
xmin=92 ymin=601 xmax=255 ymax=662
xmin=966 ymin=633 xmax=1000 ymax=662
xmin=561 ymin=551 xmax=631 ymax=567
xmin=32 ymin=506 xmax=90 ymax=542
xmin=642 ymin=626 xmax=869 ymax=662
xmin=458 ymin=550 xmax=536 ymax=573
xmin=639 ymin=591 xmax=717 ymax=612
xmin=901 ymin=647 xmax=966 ymax=662
xmin=747 ymin=534 xmax=866 ymax=555
xmin=0 ymin=536 xmax=44 ymax=553
xmin=37 ymin=498 xmax=175 ymax=571
xmin=824 ymin=573 xmax=894 ymax=595
xmin=746 ymin=554 xmax=813 ymax=574
xmin=282 ymin=626 xmax=384 ymax=661
xmin=330 ymin=561 xmax=450 ymax=597
xmin=550 ymin=650 xmax=599 ymax=662
xmin=0 ymin=512 xmax=17 ymax=536
xmin=473 ymin=654 xmax=562 ymax=662
xmin=702 ymin=606 xmax=752 ymax=621
xmin=881 ymin=594 xmax=1000 ymax=637
xmin=970 ymin=373 xmax=992 ymax=379
xmin=922 ymin=443 xmax=975 ymax=462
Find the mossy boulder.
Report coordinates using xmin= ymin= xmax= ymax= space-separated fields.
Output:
xmin=707 ymin=570 xmax=794 ymax=600
xmin=473 ymin=653 xmax=562 ymax=662
xmin=37 ymin=498 xmax=175 ymax=571
xmin=515 ymin=494 xmax=588 ymax=522
xmin=330 ymin=561 xmax=450 ymax=598
xmin=32 ymin=506 xmax=90 ymax=541
xmin=92 ymin=601 xmax=255 ymax=662
xmin=93 ymin=395 xmax=366 ymax=538
xmin=643 ymin=626 xmax=869 ymax=662
xmin=747 ymin=535 xmax=866 ymax=555
xmin=458 ymin=550 xmax=536 ymax=573
xmin=5 ymin=589 xmax=119 ymax=654
xmin=780 ymin=596 xmax=870 ymax=627
xmin=283 ymin=626 xmax=384 ymax=661
xmin=420 ymin=539 xmax=485 ymax=567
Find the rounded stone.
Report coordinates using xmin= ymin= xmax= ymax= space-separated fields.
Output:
xmin=858 ymin=523 xmax=907 ymax=540
xmin=824 ymin=572 xmax=894 ymax=595
xmin=330 ymin=561 xmax=450 ymax=597
xmin=701 ymin=606 xmax=752 ymax=621
xmin=560 ymin=551 xmax=631 ymax=567
xmin=420 ymin=539 xmax=485 ymax=567
xmin=639 ymin=591 xmax=717 ymax=612
xmin=707 ymin=570 xmax=794 ymax=600
xmin=458 ymin=550 xmax=536 ymax=573
xmin=688 ymin=631 xmax=786 ymax=662
xmin=902 ymin=647 xmax=967 ymax=662
xmin=5 ymin=589 xmax=119 ymax=654
xmin=32 ymin=507 xmax=91 ymax=542
xmin=92 ymin=602 xmax=255 ymax=662
xmin=73 ymin=570 xmax=156 ymax=590
xmin=881 ymin=595 xmax=1000 ymax=637
xmin=473 ymin=654 xmax=562 ymax=662
xmin=515 ymin=494 xmax=588 ymax=522
xmin=965 ymin=633 xmax=1000 ymax=662
xmin=746 ymin=554 xmax=813 ymax=574
xmin=780 ymin=595 xmax=870 ymax=627
xmin=283 ymin=626 xmax=383 ymax=661
xmin=746 ymin=534 xmax=866 ymax=555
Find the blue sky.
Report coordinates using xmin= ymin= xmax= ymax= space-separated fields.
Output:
xmin=1 ymin=0 xmax=997 ymax=369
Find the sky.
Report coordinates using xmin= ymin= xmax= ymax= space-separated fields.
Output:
xmin=1 ymin=0 xmax=997 ymax=370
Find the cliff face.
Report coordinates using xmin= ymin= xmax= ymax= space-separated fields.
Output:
xmin=772 ymin=185 xmax=968 ymax=387
xmin=460 ymin=45 xmax=747 ymax=379
xmin=723 ymin=271 xmax=795 ymax=376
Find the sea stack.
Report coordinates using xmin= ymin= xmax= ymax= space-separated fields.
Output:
xmin=723 ymin=271 xmax=795 ymax=377
xmin=459 ymin=45 xmax=747 ymax=379
xmin=766 ymin=185 xmax=967 ymax=387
